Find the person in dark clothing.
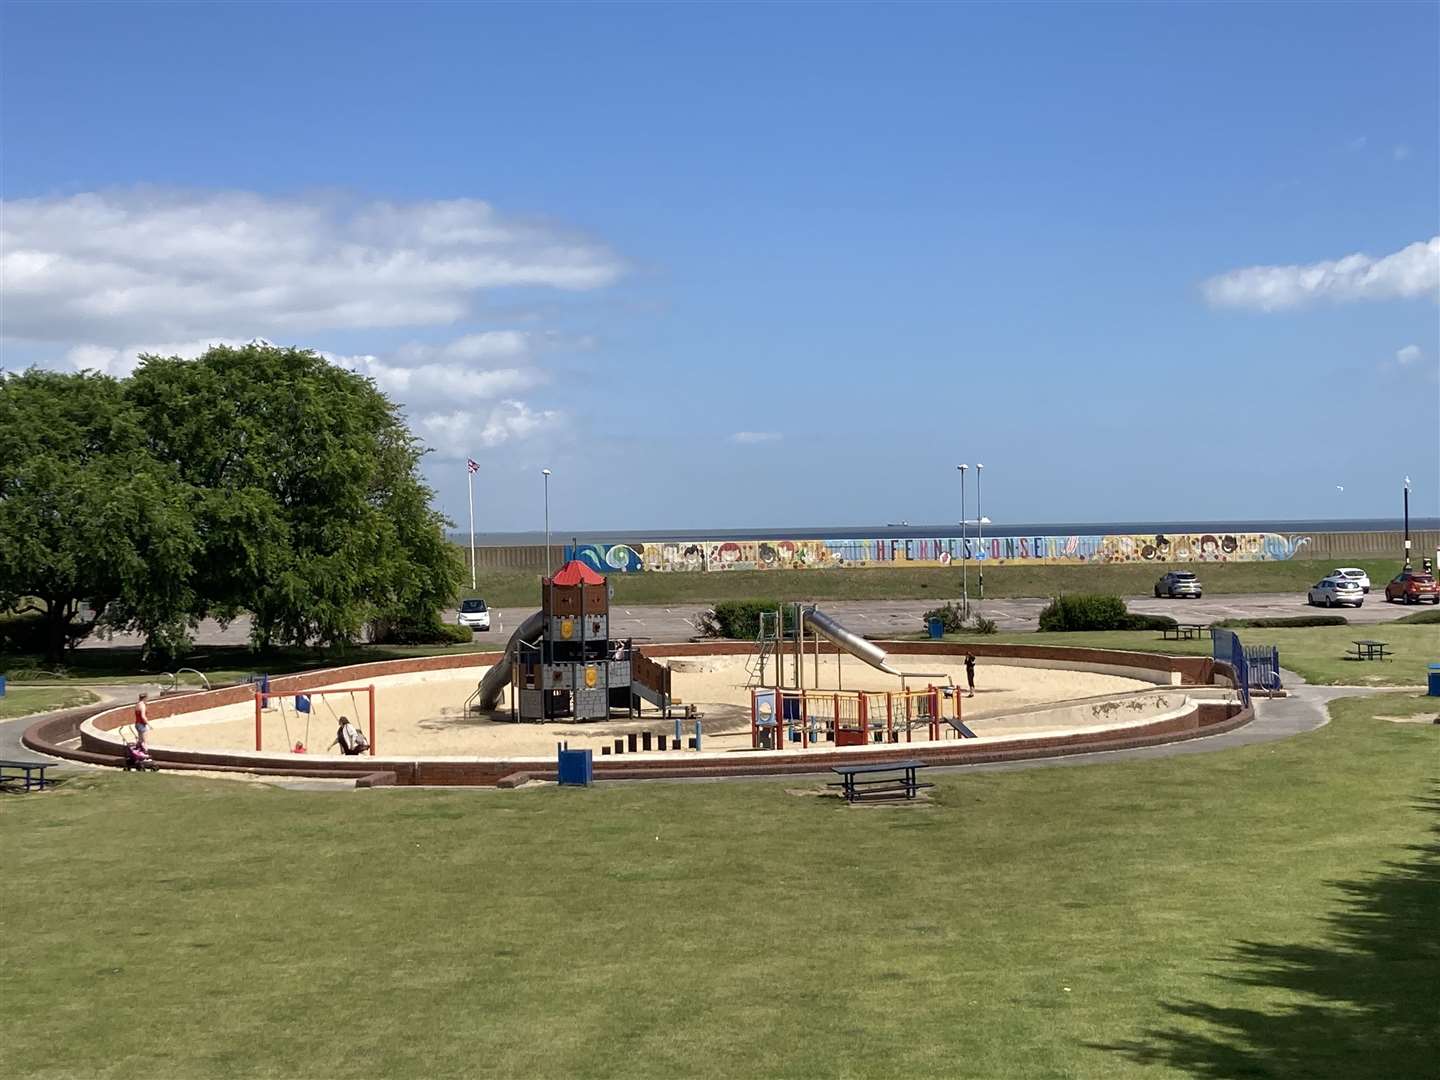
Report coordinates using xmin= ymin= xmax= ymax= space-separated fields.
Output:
xmin=964 ymin=654 xmax=976 ymax=698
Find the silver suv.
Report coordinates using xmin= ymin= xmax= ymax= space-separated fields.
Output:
xmin=1154 ymin=571 xmax=1202 ymax=598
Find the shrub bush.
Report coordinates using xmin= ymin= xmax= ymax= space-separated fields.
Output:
xmin=1120 ymin=613 xmax=1179 ymax=631
xmin=0 ymin=612 xmax=49 ymax=654
xmin=970 ymin=615 xmax=998 ymax=635
xmin=1396 ymin=608 xmax=1440 ymax=625
xmin=1214 ymin=615 xmax=1349 ymax=629
xmin=705 ymin=600 xmax=791 ymax=640
xmin=370 ymin=614 xmax=475 ymax=645
xmin=1037 ymin=594 xmax=1130 ymax=632
xmin=922 ymin=602 xmax=969 ymax=634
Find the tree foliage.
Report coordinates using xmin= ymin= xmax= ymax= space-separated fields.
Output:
xmin=0 ymin=345 xmax=463 ymax=663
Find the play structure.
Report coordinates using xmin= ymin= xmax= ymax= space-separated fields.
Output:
xmin=470 ymin=560 xmax=674 ymax=722
xmin=748 ymin=603 xmax=967 ymax=749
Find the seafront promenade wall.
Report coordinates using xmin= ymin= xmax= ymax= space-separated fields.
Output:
xmin=465 ymin=530 xmax=1438 ymax=573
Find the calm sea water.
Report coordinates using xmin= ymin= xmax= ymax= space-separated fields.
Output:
xmin=458 ymin=517 xmax=1439 ymax=547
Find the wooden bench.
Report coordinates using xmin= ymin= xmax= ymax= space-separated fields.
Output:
xmin=0 ymin=759 xmax=55 ymax=793
xmin=830 ymin=760 xmax=932 ymax=803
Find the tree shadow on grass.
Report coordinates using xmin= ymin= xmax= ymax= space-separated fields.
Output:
xmin=1096 ymin=784 xmax=1440 ymax=1079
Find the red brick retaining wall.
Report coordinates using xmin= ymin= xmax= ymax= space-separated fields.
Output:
xmin=31 ymin=642 xmax=1245 ymax=785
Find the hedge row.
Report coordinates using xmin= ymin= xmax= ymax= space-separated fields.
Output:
xmin=1214 ymin=615 xmax=1349 ymax=629
xmin=1037 ymin=595 xmax=1177 ymax=632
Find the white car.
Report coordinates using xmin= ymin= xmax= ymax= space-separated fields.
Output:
xmin=457 ymin=598 xmax=491 ymax=631
xmin=1329 ymin=567 xmax=1370 ymax=593
xmin=1307 ymin=578 xmax=1364 ymax=608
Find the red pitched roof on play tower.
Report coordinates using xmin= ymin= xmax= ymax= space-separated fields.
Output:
xmin=548 ymin=560 xmax=606 ymax=586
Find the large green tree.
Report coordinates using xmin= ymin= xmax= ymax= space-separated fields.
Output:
xmin=0 ymin=370 xmax=200 ymax=664
xmin=125 ymin=343 xmax=462 ymax=650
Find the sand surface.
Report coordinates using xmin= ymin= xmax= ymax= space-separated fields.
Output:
xmin=138 ymin=654 xmax=1155 ymax=759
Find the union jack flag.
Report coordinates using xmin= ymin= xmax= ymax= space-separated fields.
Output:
xmin=467 ymin=458 xmax=480 ymax=474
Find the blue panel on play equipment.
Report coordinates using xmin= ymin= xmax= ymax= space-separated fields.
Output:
xmin=557 ymin=747 xmax=593 ymax=786
xmin=782 ymin=696 xmax=801 ymax=721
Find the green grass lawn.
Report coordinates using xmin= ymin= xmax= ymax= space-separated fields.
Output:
xmin=925 ymin=625 xmax=1440 ymax=688
xmin=467 ymin=558 xmax=1410 ymax=608
xmin=0 ymin=686 xmax=98 ymax=720
xmin=0 ymin=641 xmax=505 ymax=687
xmin=2 ymin=692 xmax=1435 ymax=1079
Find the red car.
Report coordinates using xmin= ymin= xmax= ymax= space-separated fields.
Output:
xmin=1383 ymin=571 xmax=1440 ymax=604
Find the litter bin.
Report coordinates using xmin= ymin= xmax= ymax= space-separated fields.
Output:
xmin=1428 ymin=664 xmax=1440 ymax=698
xmin=927 ymin=617 xmax=945 ymax=640
xmin=557 ymin=747 xmax=593 ymax=786
xmin=0 ymin=674 xmax=6 ymax=697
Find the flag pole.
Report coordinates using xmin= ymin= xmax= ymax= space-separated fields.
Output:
xmin=467 ymin=460 xmax=477 ymax=590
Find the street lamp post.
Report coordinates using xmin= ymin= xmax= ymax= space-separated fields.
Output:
xmin=957 ymin=464 xmax=968 ymax=614
xmin=542 ymin=468 xmax=553 ymax=573
xmin=1403 ymin=475 xmax=1411 ymax=569
xmin=976 ymin=463 xmax=984 ymax=601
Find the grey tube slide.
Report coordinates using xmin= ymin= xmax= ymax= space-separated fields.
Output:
xmin=800 ymin=606 xmax=902 ymax=675
xmin=801 ymin=606 xmax=953 ymax=684
xmin=477 ymin=610 xmax=546 ymax=710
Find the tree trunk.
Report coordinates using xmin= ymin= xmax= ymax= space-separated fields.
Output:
xmin=42 ymin=597 xmax=73 ymax=668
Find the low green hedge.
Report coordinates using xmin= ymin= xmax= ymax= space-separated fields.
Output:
xmin=1121 ymin=613 xmax=1180 ymax=631
xmin=370 ymin=615 xmax=474 ymax=645
xmin=701 ymin=600 xmax=793 ymax=640
xmin=1038 ymin=595 xmax=1129 ymax=632
xmin=1214 ymin=615 xmax=1349 ymax=629
xmin=1395 ymin=608 xmax=1440 ymax=625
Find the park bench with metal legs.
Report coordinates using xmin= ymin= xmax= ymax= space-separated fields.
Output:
xmin=829 ymin=760 xmax=932 ymax=803
xmin=0 ymin=760 xmax=54 ymax=792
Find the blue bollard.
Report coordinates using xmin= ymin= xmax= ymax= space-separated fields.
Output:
xmin=674 ymin=715 xmax=682 ymax=744
xmin=0 ymin=674 xmax=6 ymax=698
xmin=694 ymin=718 xmax=702 ymax=752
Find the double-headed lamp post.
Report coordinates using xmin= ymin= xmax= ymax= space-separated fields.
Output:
xmin=542 ymin=468 xmax=553 ymax=573
xmin=957 ymin=464 xmax=969 ymax=612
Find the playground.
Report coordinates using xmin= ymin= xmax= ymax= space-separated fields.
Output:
xmin=44 ymin=562 xmax=1245 ymax=782
xmin=131 ymin=652 xmax=1172 ymax=760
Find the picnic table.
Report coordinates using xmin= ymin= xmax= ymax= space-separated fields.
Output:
xmin=1352 ymin=639 xmax=1391 ymax=661
xmin=830 ymin=760 xmax=932 ymax=803
xmin=0 ymin=759 xmax=54 ymax=793
xmin=1160 ymin=623 xmax=1208 ymax=641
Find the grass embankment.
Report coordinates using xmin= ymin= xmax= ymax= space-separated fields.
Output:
xmin=927 ymin=626 xmax=1439 ymax=687
xmin=2 ymin=693 xmax=1435 ymax=1078
xmin=0 ymin=686 xmax=97 ymax=720
xmin=0 ymin=642 xmax=504 ymax=687
xmin=467 ymin=558 xmax=1407 ymax=607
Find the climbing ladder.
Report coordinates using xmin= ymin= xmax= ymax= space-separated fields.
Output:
xmin=745 ymin=610 xmax=781 ymax=688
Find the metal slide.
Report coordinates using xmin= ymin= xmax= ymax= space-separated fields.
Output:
xmin=801 ymin=606 xmax=953 ymax=683
xmin=474 ymin=610 xmax=546 ymax=711
xmin=800 ymin=606 xmax=903 ymax=675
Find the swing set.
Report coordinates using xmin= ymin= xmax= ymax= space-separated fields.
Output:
xmin=254 ymin=684 xmax=376 ymax=755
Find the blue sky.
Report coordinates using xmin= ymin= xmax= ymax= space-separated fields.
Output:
xmin=3 ymin=2 xmax=1436 ymax=534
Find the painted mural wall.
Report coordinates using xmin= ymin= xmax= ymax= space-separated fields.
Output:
xmin=564 ymin=533 xmax=1313 ymax=573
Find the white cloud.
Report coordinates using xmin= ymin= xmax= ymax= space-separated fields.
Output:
xmin=1202 ymin=236 xmax=1440 ymax=311
xmin=1345 ymin=135 xmax=1368 ymax=152
xmin=65 ymin=337 xmax=251 ymax=376
xmin=731 ymin=431 xmax=782 ymax=444
xmin=420 ymin=400 xmax=562 ymax=455
xmin=0 ymin=190 xmax=624 ymax=343
xmin=1396 ymin=344 xmax=1422 ymax=365
xmin=327 ymin=332 xmax=543 ymax=404
xmin=1394 ymin=145 xmax=1412 ymax=161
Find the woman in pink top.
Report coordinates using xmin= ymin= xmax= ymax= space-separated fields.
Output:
xmin=134 ymin=694 xmax=151 ymax=746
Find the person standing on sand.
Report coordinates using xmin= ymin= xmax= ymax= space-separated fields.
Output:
xmin=134 ymin=693 xmax=151 ymax=746
xmin=965 ymin=654 xmax=976 ymax=698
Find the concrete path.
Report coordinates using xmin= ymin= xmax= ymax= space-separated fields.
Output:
xmin=0 ymin=684 xmax=142 ymax=764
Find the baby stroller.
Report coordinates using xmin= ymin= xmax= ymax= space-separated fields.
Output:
xmin=121 ymin=727 xmax=159 ymax=772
